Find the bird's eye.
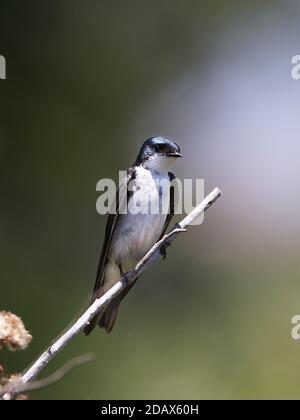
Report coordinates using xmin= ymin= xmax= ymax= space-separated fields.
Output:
xmin=155 ymin=144 xmax=168 ymax=154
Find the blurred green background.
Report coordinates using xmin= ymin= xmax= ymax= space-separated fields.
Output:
xmin=1 ymin=0 xmax=300 ymax=400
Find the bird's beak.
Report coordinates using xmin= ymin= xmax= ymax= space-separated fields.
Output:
xmin=167 ymin=152 xmax=182 ymax=158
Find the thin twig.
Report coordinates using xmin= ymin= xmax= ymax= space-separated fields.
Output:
xmin=0 ymin=353 xmax=94 ymax=397
xmin=1 ymin=187 xmax=221 ymax=400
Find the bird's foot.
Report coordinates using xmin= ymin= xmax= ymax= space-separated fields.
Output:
xmin=119 ymin=265 xmax=130 ymax=286
xmin=160 ymin=242 xmax=172 ymax=259
xmin=121 ymin=273 xmax=130 ymax=286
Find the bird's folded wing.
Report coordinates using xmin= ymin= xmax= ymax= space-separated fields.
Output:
xmin=91 ymin=167 xmax=136 ymax=302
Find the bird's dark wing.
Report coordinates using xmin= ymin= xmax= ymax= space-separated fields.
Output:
xmin=90 ymin=167 xmax=136 ymax=303
xmin=160 ymin=171 xmax=176 ymax=238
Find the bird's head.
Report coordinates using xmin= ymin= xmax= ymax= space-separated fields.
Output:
xmin=135 ymin=136 xmax=182 ymax=172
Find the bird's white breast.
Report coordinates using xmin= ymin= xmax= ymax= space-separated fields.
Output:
xmin=110 ymin=166 xmax=170 ymax=270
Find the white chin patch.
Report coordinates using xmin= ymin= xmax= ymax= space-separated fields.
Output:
xmin=145 ymin=155 xmax=175 ymax=172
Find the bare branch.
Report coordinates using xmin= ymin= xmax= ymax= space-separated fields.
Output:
xmin=1 ymin=187 xmax=221 ymax=400
xmin=0 ymin=354 xmax=94 ymax=398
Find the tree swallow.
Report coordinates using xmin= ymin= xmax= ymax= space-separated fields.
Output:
xmin=84 ymin=136 xmax=182 ymax=334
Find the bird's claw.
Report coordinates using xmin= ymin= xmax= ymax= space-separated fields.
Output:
xmin=121 ymin=272 xmax=130 ymax=286
xmin=119 ymin=265 xmax=130 ymax=286
xmin=160 ymin=242 xmax=171 ymax=259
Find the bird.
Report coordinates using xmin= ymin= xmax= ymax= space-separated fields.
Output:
xmin=84 ymin=136 xmax=182 ymax=335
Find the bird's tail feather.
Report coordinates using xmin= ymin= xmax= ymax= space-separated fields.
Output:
xmin=99 ymin=297 xmax=122 ymax=333
xmin=84 ymin=277 xmax=139 ymax=335
xmin=83 ymin=300 xmax=120 ymax=335
xmin=98 ymin=281 xmax=135 ymax=333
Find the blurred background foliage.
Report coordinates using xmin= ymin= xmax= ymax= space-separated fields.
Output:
xmin=1 ymin=0 xmax=300 ymax=399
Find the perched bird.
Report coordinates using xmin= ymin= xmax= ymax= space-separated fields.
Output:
xmin=84 ymin=136 xmax=182 ymax=334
